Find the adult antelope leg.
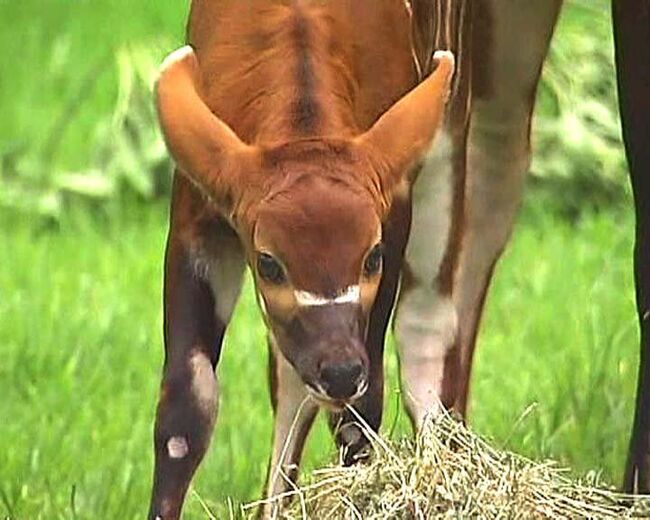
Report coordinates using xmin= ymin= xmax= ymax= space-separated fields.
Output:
xmin=148 ymin=179 xmax=246 ymax=520
xmin=329 ymin=198 xmax=412 ymax=463
xmin=453 ymin=0 xmax=562 ymax=415
xmin=613 ymin=0 xmax=650 ymax=494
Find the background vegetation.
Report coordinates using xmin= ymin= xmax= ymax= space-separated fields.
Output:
xmin=0 ymin=0 xmax=638 ymax=518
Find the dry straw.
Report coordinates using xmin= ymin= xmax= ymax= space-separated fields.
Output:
xmin=248 ymin=406 xmax=650 ymax=519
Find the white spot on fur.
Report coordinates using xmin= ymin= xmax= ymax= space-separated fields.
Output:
xmin=294 ymin=285 xmax=361 ymax=307
xmin=167 ymin=436 xmax=189 ymax=459
xmin=191 ymin=250 xmax=211 ymax=280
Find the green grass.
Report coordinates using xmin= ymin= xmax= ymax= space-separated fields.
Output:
xmin=0 ymin=195 xmax=638 ymax=519
xmin=0 ymin=0 xmax=187 ymax=172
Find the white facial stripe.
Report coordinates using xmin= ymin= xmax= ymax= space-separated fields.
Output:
xmin=294 ymin=285 xmax=361 ymax=307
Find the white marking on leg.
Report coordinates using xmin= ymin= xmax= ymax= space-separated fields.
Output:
xmin=167 ymin=436 xmax=189 ymax=459
xmin=189 ymin=350 xmax=218 ymax=414
xmin=396 ymin=131 xmax=458 ymax=427
xmin=206 ymin=244 xmax=245 ymax=323
xmin=294 ymin=285 xmax=360 ymax=307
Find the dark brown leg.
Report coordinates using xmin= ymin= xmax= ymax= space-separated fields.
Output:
xmin=148 ymin=181 xmax=246 ymax=520
xmin=613 ymin=0 xmax=650 ymax=494
xmin=329 ymin=197 xmax=412 ymax=464
xmin=148 ymin=240 xmax=221 ymax=520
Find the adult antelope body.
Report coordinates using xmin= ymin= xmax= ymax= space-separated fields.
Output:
xmin=149 ymin=1 xmax=650 ymax=518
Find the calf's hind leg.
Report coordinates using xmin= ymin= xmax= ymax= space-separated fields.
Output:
xmin=149 ymin=183 xmax=246 ymax=520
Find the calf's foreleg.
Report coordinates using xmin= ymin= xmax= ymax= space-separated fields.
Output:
xmin=149 ymin=192 xmax=246 ymax=520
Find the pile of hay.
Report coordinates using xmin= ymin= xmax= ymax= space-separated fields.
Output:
xmin=252 ymin=409 xmax=650 ymax=519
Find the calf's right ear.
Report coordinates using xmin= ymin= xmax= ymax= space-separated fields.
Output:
xmin=355 ymin=50 xmax=455 ymax=195
xmin=156 ymin=46 xmax=259 ymax=216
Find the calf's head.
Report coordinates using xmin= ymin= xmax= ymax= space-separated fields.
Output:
xmin=156 ymin=46 xmax=454 ymax=407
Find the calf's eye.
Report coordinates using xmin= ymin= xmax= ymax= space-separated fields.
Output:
xmin=364 ymin=243 xmax=384 ymax=277
xmin=257 ymin=253 xmax=287 ymax=285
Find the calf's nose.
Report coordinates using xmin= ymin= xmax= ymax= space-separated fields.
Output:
xmin=319 ymin=361 xmax=364 ymax=400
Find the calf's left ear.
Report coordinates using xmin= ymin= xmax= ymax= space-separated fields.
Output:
xmin=156 ymin=45 xmax=260 ymax=218
xmin=355 ymin=50 xmax=455 ymax=192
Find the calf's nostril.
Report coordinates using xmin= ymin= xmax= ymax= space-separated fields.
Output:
xmin=319 ymin=361 xmax=364 ymax=400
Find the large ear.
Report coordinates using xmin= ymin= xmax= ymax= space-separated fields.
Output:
xmin=355 ymin=50 xmax=455 ymax=190
xmin=156 ymin=45 xmax=258 ymax=213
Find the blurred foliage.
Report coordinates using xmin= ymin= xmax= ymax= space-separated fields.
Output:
xmin=0 ymin=41 xmax=171 ymax=219
xmin=0 ymin=1 xmax=630 ymax=220
xmin=532 ymin=0 xmax=628 ymax=214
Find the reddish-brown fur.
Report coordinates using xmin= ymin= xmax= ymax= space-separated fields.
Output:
xmin=150 ymin=2 xmax=454 ymax=518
